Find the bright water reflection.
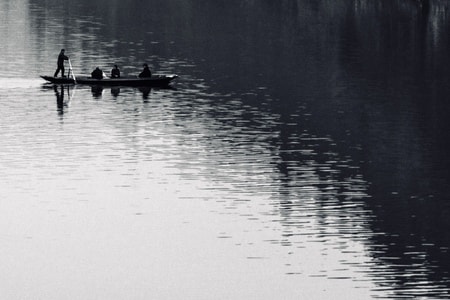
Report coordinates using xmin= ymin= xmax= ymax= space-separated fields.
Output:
xmin=0 ymin=82 xmax=378 ymax=299
xmin=1 ymin=0 xmax=450 ymax=299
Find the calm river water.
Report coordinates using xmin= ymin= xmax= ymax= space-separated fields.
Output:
xmin=1 ymin=0 xmax=450 ymax=299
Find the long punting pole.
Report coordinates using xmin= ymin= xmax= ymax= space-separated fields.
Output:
xmin=68 ymin=59 xmax=76 ymax=83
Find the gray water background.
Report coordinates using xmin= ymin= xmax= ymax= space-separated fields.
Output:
xmin=1 ymin=0 xmax=449 ymax=299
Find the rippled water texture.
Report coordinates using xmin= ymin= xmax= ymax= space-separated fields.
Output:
xmin=1 ymin=0 xmax=450 ymax=299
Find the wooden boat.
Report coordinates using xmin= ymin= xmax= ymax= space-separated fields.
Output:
xmin=40 ymin=74 xmax=178 ymax=87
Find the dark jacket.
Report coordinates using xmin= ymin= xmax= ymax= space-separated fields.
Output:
xmin=139 ymin=66 xmax=152 ymax=78
xmin=57 ymin=53 xmax=68 ymax=67
xmin=111 ymin=68 xmax=120 ymax=78
xmin=91 ymin=68 xmax=103 ymax=79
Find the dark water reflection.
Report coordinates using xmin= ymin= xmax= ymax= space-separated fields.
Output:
xmin=1 ymin=0 xmax=450 ymax=298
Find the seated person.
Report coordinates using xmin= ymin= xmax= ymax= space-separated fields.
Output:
xmin=111 ymin=65 xmax=120 ymax=78
xmin=91 ymin=67 xmax=103 ymax=79
xmin=138 ymin=63 xmax=152 ymax=78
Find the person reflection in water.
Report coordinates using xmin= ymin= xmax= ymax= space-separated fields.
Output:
xmin=139 ymin=87 xmax=151 ymax=99
xmin=111 ymin=87 xmax=120 ymax=97
xmin=91 ymin=86 xmax=103 ymax=98
xmin=54 ymin=49 xmax=69 ymax=78
xmin=111 ymin=65 xmax=120 ymax=78
xmin=138 ymin=63 xmax=152 ymax=78
xmin=54 ymin=85 xmax=67 ymax=115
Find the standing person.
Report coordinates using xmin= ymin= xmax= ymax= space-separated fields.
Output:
xmin=111 ymin=65 xmax=120 ymax=78
xmin=138 ymin=63 xmax=152 ymax=78
xmin=54 ymin=49 xmax=69 ymax=77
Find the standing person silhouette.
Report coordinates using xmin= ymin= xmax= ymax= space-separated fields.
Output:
xmin=54 ymin=49 xmax=69 ymax=77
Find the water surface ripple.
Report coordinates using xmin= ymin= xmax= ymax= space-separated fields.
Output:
xmin=1 ymin=0 xmax=450 ymax=299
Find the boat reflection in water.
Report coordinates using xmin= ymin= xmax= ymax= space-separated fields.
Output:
xmin=44 ymin=84 xmax=158 ymax=108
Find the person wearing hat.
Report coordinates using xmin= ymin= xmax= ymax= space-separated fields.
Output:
xmin=54 ymin=49 xmax=69 ymax=77
xmin=138 ymin=63 xmax=152 ymax=78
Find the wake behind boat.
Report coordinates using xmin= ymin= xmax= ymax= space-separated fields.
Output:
xmin=40 ymin=74 xmax=178 ymax=87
